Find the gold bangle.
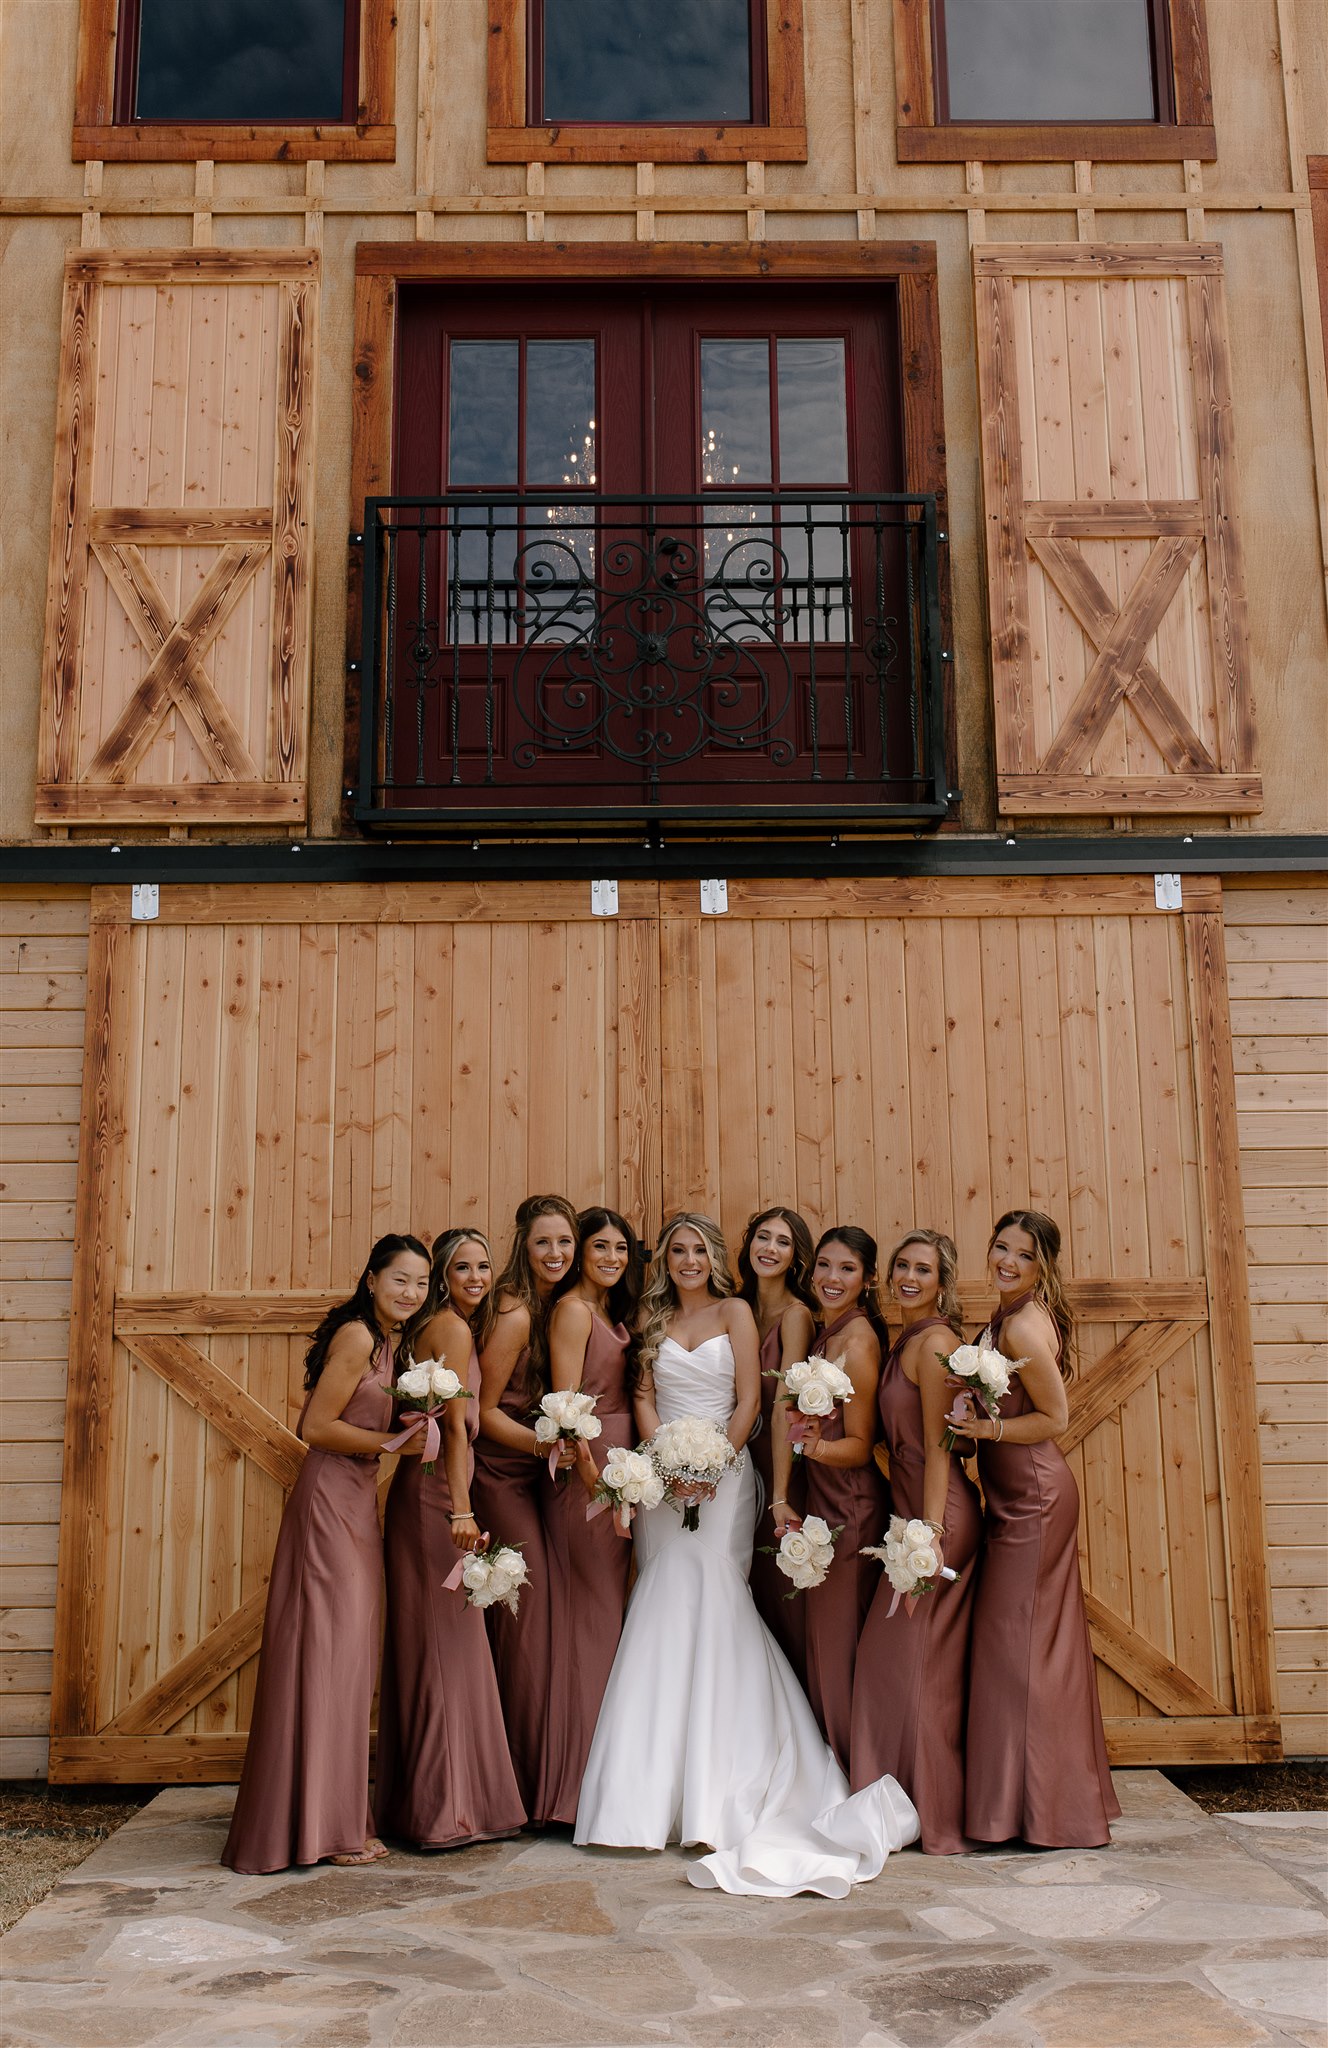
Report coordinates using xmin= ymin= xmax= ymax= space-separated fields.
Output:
xmin=994 ymin=1418 xmax=1004 ymax=1442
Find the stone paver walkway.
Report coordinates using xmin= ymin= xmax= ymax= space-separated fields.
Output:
xmin=1 ymin=1773 xmax=1324 ymax=2048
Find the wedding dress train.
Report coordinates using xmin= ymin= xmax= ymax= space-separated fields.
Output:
xmin=573 ymin=1333 xmax=919 ymax=1896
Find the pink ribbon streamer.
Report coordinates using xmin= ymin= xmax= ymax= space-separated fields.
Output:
xmin=585 ymin=1497 xmax=632 ymax=1539
xmin=788 ymin=1416 xmax=809 ymax=1447
xmin=442 ymin=1555 xmax=466 ymax=1592
xmin=886 ymin=1588 xmax=920 ymax=1619
xmin=382 ymin=1409 xmax=441 ymax=1464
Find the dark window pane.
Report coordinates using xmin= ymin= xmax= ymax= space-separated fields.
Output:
xmin=525 ymin=341 xmax=598 ymax=488
xmin=941 ymin=0 xmax=1159 ymax=123
xmin=540 ymin=0 xmax=752 ymax=124
xmin=448 ymin=342 xmax=519 ymax=487
xmin=700 ymin=340 xmax=772 ymax=489
xmin=776 ymin=340 xmax=848 ymax=484
xmin=133 ymin=0 xmax=349 ymax=123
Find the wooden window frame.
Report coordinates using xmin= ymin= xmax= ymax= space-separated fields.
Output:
xmin=486 ymin=0 xmax=807 ymax=163
xmin=345 ymin=240 xmax=952 ymax=821
xmin=1311 ymin=160 xmax=1328 ymax=356
xmin=892 ymin=0 xmax=1215 ymax=163
xmin=73 ymin=0 xmax=396 ymax=162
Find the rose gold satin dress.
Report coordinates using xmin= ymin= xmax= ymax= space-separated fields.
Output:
xmin=747 ymin=1319 xmax=808 ymax=1683
xmin=375 ymin=1346 xmax=527 ymax=1847
xmin=850 ymin=1319 xmax=982 ymax=1852
xmin=222 ymin=1344 xmax=392 ymax=1874
xmin=540 ymin=1314 xmax=634 ymax=1823
xmin=964 ymin=1305 xmax=1120 ymax=1848
xmin=801 ymin=1308 xmax=891 ymax=1770
xmin=469 ymin=1345 xmax=557 ymax=1819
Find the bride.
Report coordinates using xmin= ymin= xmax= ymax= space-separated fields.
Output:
xmin=574 ymin=1213 xmax=918 ymax=1896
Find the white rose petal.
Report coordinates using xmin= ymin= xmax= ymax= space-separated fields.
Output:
xmin=780 ymin=1530 xmax=814 ymax=1567
xmin=910 ymin=1545 xmax=939 ymax=1579
xmin=397 ymin=1367 xmax=432 ymax=1398
xmin=903 ymin=1518 xmax=932 ymax=1547
xmin=797 ymin=1380 xmax=834 ymax=1416
xmin=800 ymin=1515 xmax=833 ymax=1547
xmin=430 ymin=1365 xmax=463 ymax=1400
xmin=533 ymin=1416 xmax=559 ymax=1443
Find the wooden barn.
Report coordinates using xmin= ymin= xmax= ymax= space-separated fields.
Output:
xmin=1 ymin=0 xmax=1325 ymax=1783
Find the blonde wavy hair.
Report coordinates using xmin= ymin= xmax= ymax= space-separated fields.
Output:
xmin=423 ymin=1227 xmax=499 ymax=1355
xmin=885 ymin=1228 xmax=963 ymax=1331
xmin=989 ymin=1208 xmax=1076 ymax=1379
xmin=636 ymin=1212 xmax=735 ymax=1380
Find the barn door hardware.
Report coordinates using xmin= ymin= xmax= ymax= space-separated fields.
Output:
xmin=1154 ymin=873 xmax=1182 ymax=910
xmin=590 ymin=879 xmax=619 ymax=916
xmin=130 ymin=883 xmax=159 ymax=920
xmin=700 ymin=879 xmax=729 ymax=915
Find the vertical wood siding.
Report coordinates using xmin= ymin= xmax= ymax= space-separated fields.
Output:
xmin=0 ymin=889 xmax=90 ymax=1778
xmin=1227 ymin=881 xmax=1328 ymax=1758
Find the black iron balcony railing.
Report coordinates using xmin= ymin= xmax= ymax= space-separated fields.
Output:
xmin=354 ymin=493 xmax=949 ymax=830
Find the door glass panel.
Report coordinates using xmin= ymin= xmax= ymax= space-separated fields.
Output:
xmin=448 ymin=342 xmax=519 ymax=486
xmin=525 ymin=341 xmax=598 ymax=487
xmin=940 ymin=0 xmax=1159 ymax=124
xmin=776 ymin=339 xmax=848 ymax=484
xmin=540 ymin=0 xmax=753 ymax=125
xmin=700 ymin=339 xmax=772 ymax=487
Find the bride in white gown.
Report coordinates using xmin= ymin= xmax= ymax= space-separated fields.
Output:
xmin=574 ymin=1214 xmax=918 ymax=1897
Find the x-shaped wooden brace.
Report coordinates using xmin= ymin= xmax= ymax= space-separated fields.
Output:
xmin=84 ymin=539 xmax=268 ymax=784
xmin=1030 ymin=534 xmax=1218 ymax=776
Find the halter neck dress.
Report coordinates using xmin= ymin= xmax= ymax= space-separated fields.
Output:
xmin=800 ymin=1307 xmax=891 ymax=1770
xmin=964 ymin=1294 xmax=1120 ymax=1847
xmin=746 ymin=1314 xmax=809 ymax=1683
xmin=375 ymin=1344 xmax=526 ymax=1847
xmin=222 ymin=1337 xmax=394 ymax=1873
xmin=849 ymin=1317 xmax=982 ymax=1853
xmin=540 ymin=1310 xmax=635 ymax=1823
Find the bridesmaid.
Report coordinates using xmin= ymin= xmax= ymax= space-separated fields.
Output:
xmin=471 ymin=1194 xmax=579 ymax=1820
xmin=540 ymin=1206 xmax=642 ymax=1823
xmin=959 ymin=1209 xmax=1120 ymax=1848
xmin=737 ymin=1207 xmax=817 ymax=1679
xmin=375 ymin=1229 xmax=527 ymax=1850
xmin=222 ymin=1235 xmax=431 ymax=1874
xmin=850 ymin=1230 xmax=982 ymax=1852
xmin=774 ymin=1225 xmax=890 ymax=1769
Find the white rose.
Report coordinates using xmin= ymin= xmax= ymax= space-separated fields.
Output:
xmin=780 ymin=1530 xmax=815 ymax=1567
xmin=800 ymin=1515 xmax=833 ymax=1548
xmin=904 ymin=1519 xmax=932 ymax=1548
xmin=885 ymin=1558 xmax=914 ymax=1593
xmin=461 ymin=1558 xmax=488 ymax=1592
xmin=486 ymin=1565 xmax=515 ymax=1599
xmin=534 ymin=1416 xmax=560 ymax=1443
xmin=790 ymin=1561 xmax=824 ymax=1590
xmin=430 ymin=1365 xmax=463 ymax=1400
xmin=820 ymin=1363 xmax=855 ymax=1402
xmin=397 ymin=1366 xmax=432 ymax=1399
xmin=910 ymin=1545 xmax=939 ymax=1580
xmin=494 ymin=1547 xmax=526 ymax=1579
xmin=797 ymin=1379 xmax=835 ymax=1416
xmin=949 ymin=1345 xmax=981 ymax=1378
xmin=580 ymin=1414 xmax=603 ymax=1440
xmin=784 ymin=1360 xmax=814 ymax=1392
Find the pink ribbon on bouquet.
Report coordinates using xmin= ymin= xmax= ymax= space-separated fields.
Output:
xmin=382 ymin=1409 xmax=441 ymax=1465
xmin=585 ymin=1498 xmax=633 ymax=1539
xmin=788 ymin=1417 xmax=809 ymax=1449
xmin=442 ymin=1555 xmax=467 ymax=1592
xmin=886 ymin=1587 xmax=920 ymax=1619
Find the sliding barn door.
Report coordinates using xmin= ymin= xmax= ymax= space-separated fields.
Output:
xmin=49 ymin=883 xmax=660 ymax=1781
xmin=659 ymin=875 xmax=1277 ymax=1763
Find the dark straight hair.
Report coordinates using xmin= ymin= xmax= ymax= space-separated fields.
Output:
xmin=813 ymin=1223 xmax=888 ymax=1346
xmin=303 ymin=1233 xmax=431 ymax=1388
xmin=737 ymin=1206 xmax=817 ymax=1312
xmin=532 ymin=1206 xmax=643 ymax=1381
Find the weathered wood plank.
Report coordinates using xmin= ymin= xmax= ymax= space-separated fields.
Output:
xmin=998 ymin=774 xmax=1262 ymax=812
xmin=38 ymin=271 xmax=100 ymax=789
xmin=120 ymin=1333 xmax=305 ymax=1489
xmin=975 ymin=270 xmax=1031 ymax=775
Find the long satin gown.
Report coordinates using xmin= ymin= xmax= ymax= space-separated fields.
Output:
xmin=574 ymin=1332 xmax=918 ymax=1896
xmin=850 ymin=1319 xmax=982 ymax=1853
xmin=540 ymin=1314 xmax=634 ymax=1824
xmin=747 ymin=1318 xmax=808 ymax=1684
xmin=469 ymin=1345 xmax=556 ymax=1821
xmin=375 ymin=1346 xmax=527 ymax=1847
xmin=801 ymin=1308 xmax=891 ymax=1769
xmin=222 ymin=1344 xmax=392 ymax=1874
xmin=964 ymin=1300 xmax=1121 ymax=1848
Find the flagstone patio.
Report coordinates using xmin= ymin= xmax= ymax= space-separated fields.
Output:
xmin=0 ymin=1772 xmax=1323 ymax=2048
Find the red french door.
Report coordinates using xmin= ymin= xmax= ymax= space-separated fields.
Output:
xmin=387 ymin=284 xmax=908 ymax=813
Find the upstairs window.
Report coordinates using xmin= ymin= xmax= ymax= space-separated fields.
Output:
xmin=487 ymin=0 xmax=805 ymax=163
xmin=73 ymin=0 xmax=396 ymax=160
xmin=892 ymin=0 xmax=1213 ymax=161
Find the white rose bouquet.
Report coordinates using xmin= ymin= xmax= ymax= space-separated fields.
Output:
xmin=940 ymin=1342 xmax=1025 ymax=1451
xmin=533 ymin=1387 xmax=602 ymax=1478
xmin=385 ymin=1356 xmax=470 ymax=1473
xmin=778 ymin=1357 xmax=856 ymax=1451
xmin=862 ymin=1515 xmax=959 ymax=1617
xmin=586 ymin=1443 xmax=666 ymax=1537
xmin=767 ymin=1513 xmax=841 ymax=1596
xmin=444 ymin=1540 xmax=528 ymax=1614
xmin=648 ymin=1416 xmax=738 ymax=1531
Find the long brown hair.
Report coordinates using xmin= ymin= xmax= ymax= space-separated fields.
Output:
xmin=737 ymin=1207 xmax=817 ymax=1313
xmin=304 ymin=1234 xmax=430 ymax=1388
xmin=885 ymin=1228 xmax=962 ymax=1332
xmin=813 ymin=1224 xmax=887 ymax=1345
xmin=419 ymin=1227 xmax=498 ymax=1356
xmin=989 ymin=1208 xmax=1075 ymax=1378
xmin=494 ymin=1194 xmax=579 ymax=1400
xmin=636 ymin=1212 xmax=735 ymax=1379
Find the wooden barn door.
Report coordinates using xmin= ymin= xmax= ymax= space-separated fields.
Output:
xmin=659 ymin=875 xmax=1278 ymax=1764
xmin=49 ymin=882 xmax=660 ymax=1781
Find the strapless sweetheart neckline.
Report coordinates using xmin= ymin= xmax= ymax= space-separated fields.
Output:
xmin=659 ymin=1333 xmax=731 ymax=1357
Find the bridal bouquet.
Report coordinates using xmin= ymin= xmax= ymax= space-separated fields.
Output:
xmin=863 ymin=1516 xmax=958 ymax=1617
xmin=940 ymin=1342 xmax=1025 ymax=1451
xmin=386 ymin=1356 xmax=469 ymax=1473
xmin=770 ymin=1514 xmax=840 ymax=1595
xmin=587 ymin=1444 xmax=666 ymax=1536
xmin=778 ymin=1357 xmax=855 ymax=1452
xmin=533 ymin=1387 xmax=602 ymax=1477
xmin=649 ymin=1416 xmax=738 ymax=1531
xmin=445 ymin=1540 xmax=528 ymax=1615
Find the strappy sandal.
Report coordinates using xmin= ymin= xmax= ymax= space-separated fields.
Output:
xmin=329 ymin=1838 xmax=389 ymax=1866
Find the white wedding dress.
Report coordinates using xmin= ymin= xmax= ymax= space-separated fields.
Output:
xmin=573 ymin=1333 xmax=919 ymax=1896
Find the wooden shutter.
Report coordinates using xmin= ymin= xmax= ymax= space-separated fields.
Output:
xmin=37 ymin=250 xmax=317 ymax=827
xmin=974 ymin=244 xmax=1258 ymax=817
